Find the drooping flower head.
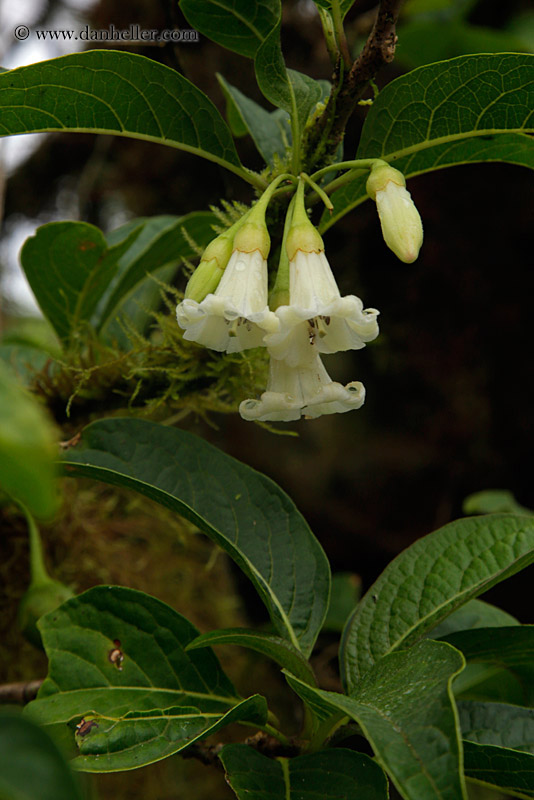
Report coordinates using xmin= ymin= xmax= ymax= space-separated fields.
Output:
xmin=265 ymin=177 xmax=379 ymax=366
xmin=240 ymin=326 xmax=366 ymax=422
xmin=176 ymin=192 xmax=279 ymax=353
xmin=366 ymin=164 xmax=423 ymax=263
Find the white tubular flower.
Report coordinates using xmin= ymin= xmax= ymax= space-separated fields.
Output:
xmin=239 ymin=337 xmax=366 ymax=423
xmin=366 ymin=165 xmax=423 ymax=263
xmin=265 ymin=180 xmax=379 ymax=367
xmin=176 ymin=209 xmax=279 ymax=353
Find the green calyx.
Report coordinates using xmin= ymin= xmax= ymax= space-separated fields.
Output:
xmin=366 ymin=164 xmax=406 ymax=200
xmin=286 ymin=178 xmax=324 ymax=262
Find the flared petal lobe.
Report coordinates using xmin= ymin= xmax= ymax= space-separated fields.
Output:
xmin=176 ymin=249 xmax=279 ymax=353
xmin=265 ymin=250 xmax=379 ymax=366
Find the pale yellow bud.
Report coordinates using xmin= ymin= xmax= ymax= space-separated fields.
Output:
xmin=366 ymin=165 xmax=423 ymax=263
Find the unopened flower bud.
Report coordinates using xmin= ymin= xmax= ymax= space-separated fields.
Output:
xmin=184 ymin=231 xmax=236 ymax=302
xmin=366 ymin=165 xmax=423 ymax=263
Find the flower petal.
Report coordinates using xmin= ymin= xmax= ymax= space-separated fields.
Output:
xmin=239 ymin=344 xmax=366 ymax=422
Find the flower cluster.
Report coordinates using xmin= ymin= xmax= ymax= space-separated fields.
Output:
xmin=176 ymin=166 xmax=422 ymax=422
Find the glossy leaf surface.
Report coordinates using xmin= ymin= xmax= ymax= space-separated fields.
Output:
xmin=287 ymin=640 xmax=466 ymax=800
xmin=342 ymin=514 xmax=534 ymax=691
xmin=26 ymin=587 xmax=266 ymax=772
xmin=180 ymin=0 xmax=279 ymax=58
xmin=0 ymin=51 xmax=245 ymax=176
xmin=61 ymin=419 xmax=330 ymax=656
xmin=221 ymin=745 xmax=389 ymax=799
xmin=322 ymin=54 xmax=534 ymax=230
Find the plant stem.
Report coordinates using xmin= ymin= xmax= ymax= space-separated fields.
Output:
xmin=19 ymin=503 xmax=50 ymax=587
xmin=331 ymin=0 xmax=352 ymax=68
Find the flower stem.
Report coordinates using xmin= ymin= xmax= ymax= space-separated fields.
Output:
xmin=269 ymin=194 xmax=296 ymax=309
xmin=301 ymin=173 xmax=333 ymax=211
xmin=310 ymin=158 xmax=388 ymax=183
xmin=249 ymin=173 xmax=297 ymax=223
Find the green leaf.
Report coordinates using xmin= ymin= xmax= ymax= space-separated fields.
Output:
xmin=20 ymin=213 xmax=218 ymax=344
xmin=463 ymin=489 xmax=532 ymax=516
xmin=458 ymin=701 xmax=534 ymax=753
xmin=0 ymin=713 xmax=83 ymax=800
xmin=20 ymin=221 xmax=141 ymax=343
xmin=341 ymin=514 xmax=534 ymax=692
xmin=428 ymin=599 xmax=519 ymax=639
xmin=180 ymin=0 xmax=280 ymax=58
xmin=0 ymin=361 xmax=58 ymax=518
xmin=220 ymin=744 xmax=389 ymax=799
xmin=287 ymin=640 xmax=466 ymax=800
xmin=217 ymin=74 xmax=290 ymax=165
xmin=61 ymin=418 xmax=330 ymax=657
xmin=463 ymin=741 xmax=534 ymax=798
xmin=96 ymin=212 xmax=219 ymax=333
xmin=186 ymin=629 xmax=316 ymax=686
xmin=254 ymin=18 xmax=326 ymax=158
xmin=25 ymin=587 xmax=267 ymax=772
xmin=441 ymin=626 xmax=534 ymax=701
xmin=0 ymin=51 xmax=249 ymax=180
xmin=322 ymin=53 xmax=534 ymax=231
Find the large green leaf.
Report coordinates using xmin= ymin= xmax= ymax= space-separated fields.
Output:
xmin=180 ymin=0 xmax=279 ymax=58
xmin=458 ymin=701 xmax=534 ymax=753
xmin=463 ymin=741 xmax=534 ymax=798
xmin=186 ymin=629 xmax=316 ymax=686
xmin=0 ymin=361 xmax=58 ymax=518
xmin=61 ymin=419 xmax=330 ymax=657
xmin=254 ymin=17 xmax=327 ymax=156
xmin=0 ymin=51 xmax=249 ymax=179
xmin=322 ymin=53 xmax=534 ymax=230
xmin=341 ymin=514 xmax=534 ymax=692
xmin=25 ymin=587 xmax=267 ymax=772
xmin=96 ymin=212 xmax=218 ymax=333
xmin=287 ymin=640 xmax=466 ymax=800
xmin=20 ymin=213 xmax=218 ymax=344
xmin=0 ymin=714 xmax=82 ymax=800
xmin=217 ymin=74 xmax=290 ymax=165
xmin=20 ymin=222 xmax=141 ymax=343
xmin=220 ymin=744 xmax=389 ymax=799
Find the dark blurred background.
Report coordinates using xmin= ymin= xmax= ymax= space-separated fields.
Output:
xmin=1 ymin=1 xmax=533 ymax=795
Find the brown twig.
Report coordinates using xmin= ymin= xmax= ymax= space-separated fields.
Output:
xmin=0 ymin=679 xmax=43 ymax=704
xmin=303 ymin=0 xmax=404 ymax=170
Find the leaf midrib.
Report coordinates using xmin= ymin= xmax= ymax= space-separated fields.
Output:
xmin=353 ymin=542 xmax=534 ymax=680
xmin=63 ymin=460 xmax=302 ymax=652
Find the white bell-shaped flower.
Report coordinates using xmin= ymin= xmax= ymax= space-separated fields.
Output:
xmin=239 ymin=338 xmax=366 ymax=422
xmin=177 ymin=248 xmax=279 ymax=352
xmin=176 ymin=200 xmax=279 ymax=353
xmin=265 ymin=180 xmax=379 ymax=367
